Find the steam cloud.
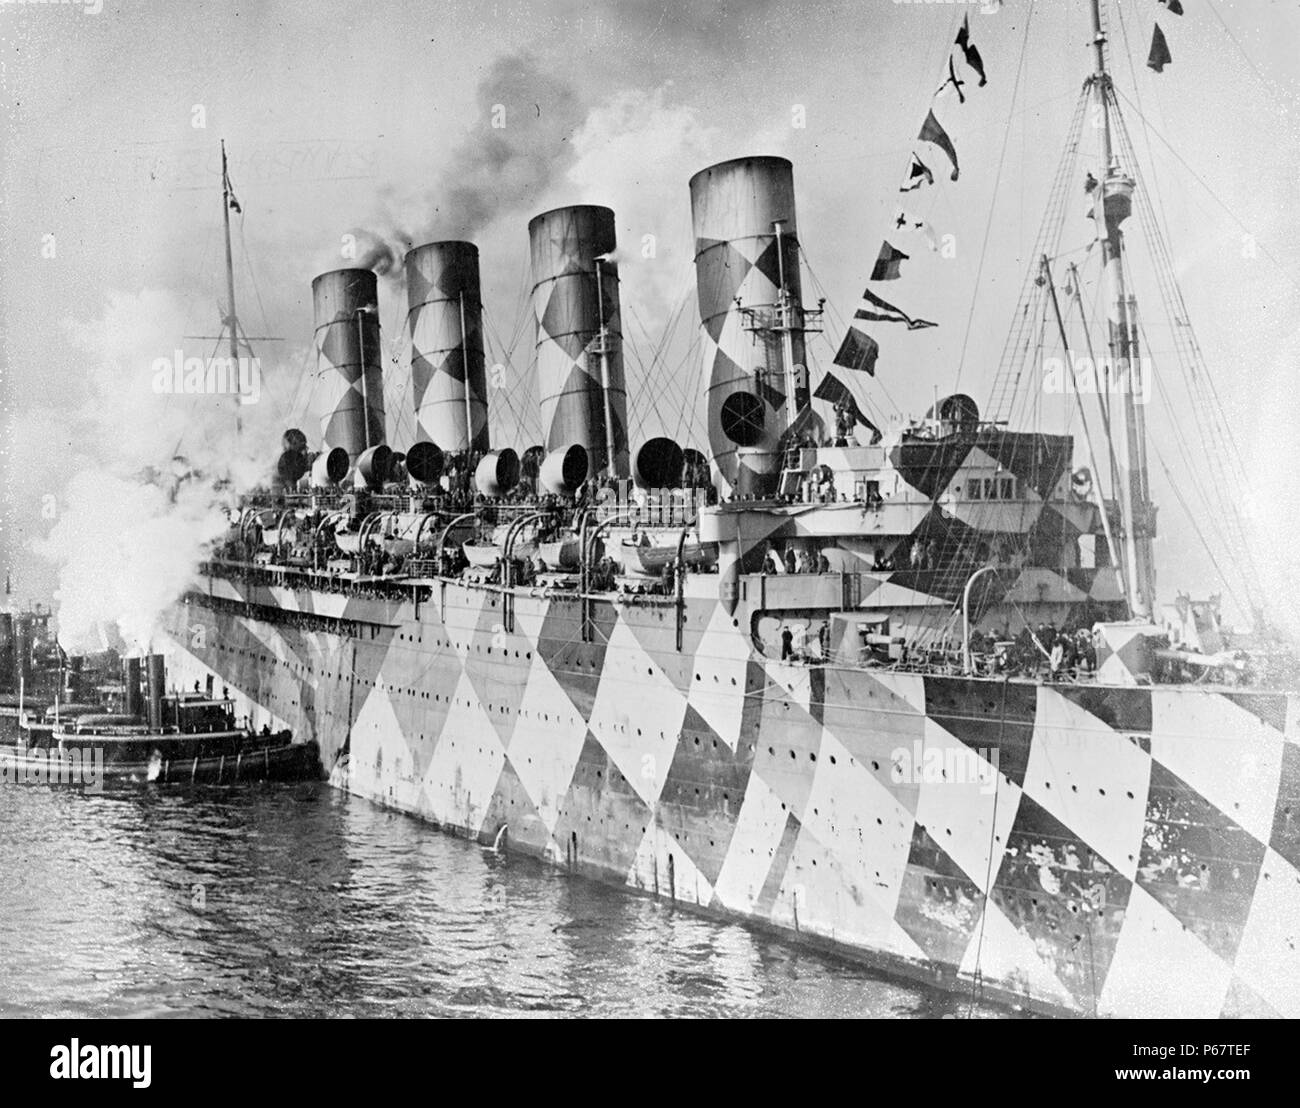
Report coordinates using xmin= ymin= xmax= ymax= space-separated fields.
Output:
xmin=26 ymin=289 xmax=300 ymax=654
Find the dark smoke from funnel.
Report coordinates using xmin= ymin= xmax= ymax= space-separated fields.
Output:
xmin=431 ymin=54 xmax=583 ymax=240
xmin=356 ymin=53 xmax=585 ymax=258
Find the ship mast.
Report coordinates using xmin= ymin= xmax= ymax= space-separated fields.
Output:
xmin=737 ymin=220 xmax=823 ymax=434
xmin=186 ymin=143 xmax=279 ymax=435
xmin=772 ymin=219 xmax=801 ymax=431
xmin=458 ymin=291 xmax=475 ymax=454
xmin=221 ymin=140 xmax=243 ymax=440
xmin=1088 ymin=0 xmax=1156 ymax=619
xmin=593 ymin=258 xmax=618 ymax=477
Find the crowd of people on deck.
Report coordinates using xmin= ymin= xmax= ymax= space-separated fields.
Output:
xmin=762 ymin=543 xmax=833 ymax=575
xmin=764 ymin=616 xmax=1100 ymax=681
xmin=969 ymin=623 xmax=1098 ymax=678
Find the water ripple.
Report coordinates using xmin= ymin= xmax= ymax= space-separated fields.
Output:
xmin=0 ymin=784 xmax=1007 ymax=1019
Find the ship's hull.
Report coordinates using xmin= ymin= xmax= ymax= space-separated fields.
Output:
xmin=1 ymin=734 xmax=320 ymax=785
xmin=162 ymin=574 xmax=1300 ymax=1017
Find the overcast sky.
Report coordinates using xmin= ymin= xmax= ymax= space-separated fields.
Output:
xmin=2 ymin=0 xmax=1298 ymax=631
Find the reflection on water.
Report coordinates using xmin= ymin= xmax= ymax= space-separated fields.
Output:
xmin=0 ymin=784 xmax=1007 ymax=1018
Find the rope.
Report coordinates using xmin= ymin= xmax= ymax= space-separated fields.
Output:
xmin=953 ymin=4 xmax=1037 ymax=394
xmin=986 ymin=83 xmax=1091 ymax=421
xmin=966 ymin=676 xmax=1007 ymax=1017
xmin=1111 ymin=85 xmax=1300 ymax=298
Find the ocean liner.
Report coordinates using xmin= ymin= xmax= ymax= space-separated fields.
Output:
xmin=157 ymin=2 xmax=1299 ymax=1016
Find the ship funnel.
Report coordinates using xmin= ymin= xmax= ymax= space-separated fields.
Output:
xmin=528 ymin=205 xmax=629 ymax=478
xmin=0 ymin=613 xmax=13 ymax=693
xmin=312 ymin=269 xmax=387 ymax=467
xmin=123 ymin=657 xmax=144 ymax=720
xmin=9 ymin=614 xmax=29 ymax=693
xmin=689 ymin=156 xmax=807 ymax=494
xmin=405 ymin=440 xmax=445 ymax=486
xmin=539 ymin=444 xmax=589 ymax=495
xmin=633 ymin=437 xmax=685 ymax=490
xmin=17 ymin=614 xmax=34 ymax=689
xmin=311 ymin=446 xmax=350 ymax=487
xmin=145 ymin=653 xmax=166 ymax=731
xmin=64 ymin=656 xmax=84 ymax=701
xmin=474 ymin=449 xmax=520 ymax=497
xmin=405 ymin=242 xmax=489 ymax=455
xmin=355 ymin=444 xmax=393 ymax=490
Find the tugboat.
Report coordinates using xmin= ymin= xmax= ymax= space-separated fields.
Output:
xmin=0 ymin=601 xmax=64 ymax=739
xmin=5 ymin=653 xmax=321 ymax=786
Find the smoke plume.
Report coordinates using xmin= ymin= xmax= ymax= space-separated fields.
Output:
xmin=352 ymin=52 xmax=585 ymax=267
xmin=25 ymin=288 xmax=299 ymax=654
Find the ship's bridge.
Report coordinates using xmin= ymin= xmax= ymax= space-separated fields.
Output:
xmin=710 ymin=421 xmax=1111 ymax=573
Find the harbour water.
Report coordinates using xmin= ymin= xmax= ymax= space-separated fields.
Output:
xmin=0 ymin=783 xmax=1009 ymax=1018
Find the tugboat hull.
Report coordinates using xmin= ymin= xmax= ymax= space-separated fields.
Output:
xmin=2 ymin=733 xmax=322 ymax=786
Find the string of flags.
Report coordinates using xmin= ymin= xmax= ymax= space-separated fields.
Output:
xmin=855 ymin=288 xmax=937 ymax=331
xmin=813 ymin=372 xmax=882 ymax=444
xmin=870 ymin=242 xmax=910 ymax=282
xmin=1148 ymin=24 xmax=1172 ymax=72
xmin=1150 ymin=0 xmax=1184 ymax=73
xmin=900 ymin=153 xmax=934 ymax=192
xmin=918 ymin=110 xmax=960 ymax=181
xmin=832 ymin=12 xmax=988 ymax=385
xmin=224 ymin=160 xmax=242 ymax=214
xmin=826 ymin=4 xmax=1182 ymax=404
xmin=955 ymin=16 xmax=988 ymax=86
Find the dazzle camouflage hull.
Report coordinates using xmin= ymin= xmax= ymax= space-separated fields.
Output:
xmin=163 ymin=575 xmax=1300 ymax=1018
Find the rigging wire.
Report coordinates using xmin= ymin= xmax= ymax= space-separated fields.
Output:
xmin=985 ymin=83 xmax=1091 ymax=421
xmin=1106 ymin=87 xmax=1265 ymax=610
xmin=482 ymin=307 xmax=542 ymax=448
xmin=798 ymin=249 xmax=902 ymax=423
xmin=1202 ymin=0 xmax=1298 ymax=112
xmin=1111 ymin=85 xmax=1300 ymax=298
xmin=1148 ymin=438 xmax=1252 ymax=620
xmin=952 ymin=2 xmax=1037 ymax=394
